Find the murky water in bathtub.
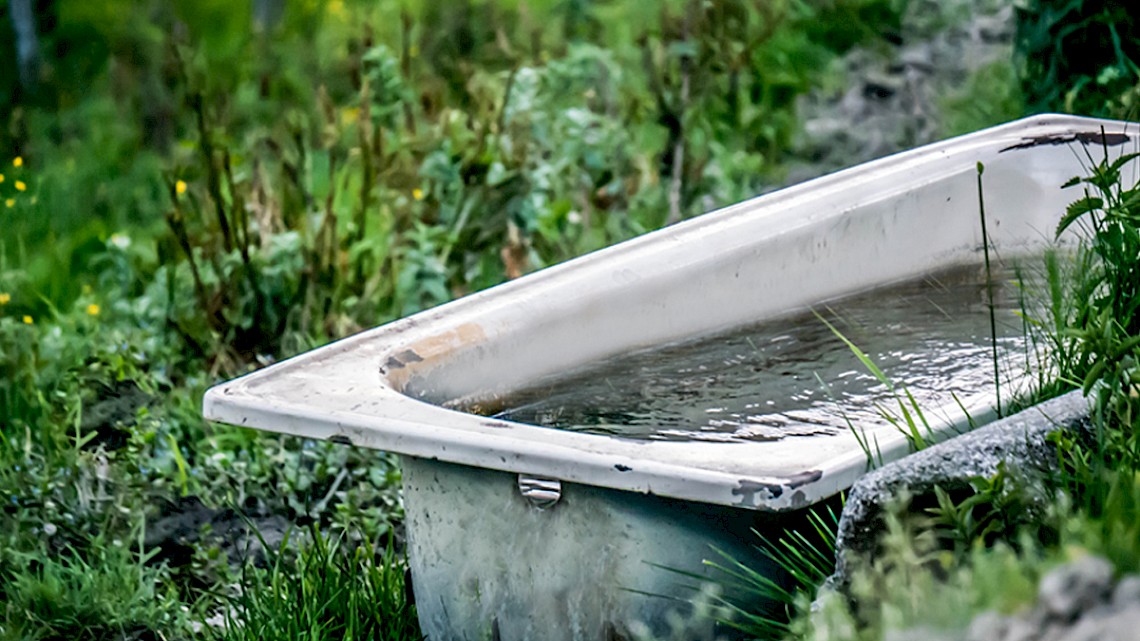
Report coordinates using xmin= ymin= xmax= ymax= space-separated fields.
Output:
xmin=468 ymin=258 xmax=1043 ymax=442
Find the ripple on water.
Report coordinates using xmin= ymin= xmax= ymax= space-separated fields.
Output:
xmin=469 ymin=257 xmax=1044 ymax=442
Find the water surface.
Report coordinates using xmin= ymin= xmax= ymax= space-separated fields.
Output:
xmin=471 ymin=260 xmax=1036 ymax=442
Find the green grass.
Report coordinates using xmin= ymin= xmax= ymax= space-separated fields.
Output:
xmin=3 ymin=1 xmax=1138 ymax=639
xmin=212 ymin=525 xmax=421 ymax=641
xmin=0 ymin=533 xmax=195 ymax=640
xmin=707 ymin=502 xmax=841 ymax=640
xmin=706 ymin=135 xmax=1140 ymax=640
xmin=2 ymin=1 xmax=910 ymax=636
xmin=782 ymin=136 xmax=1140 ymax=641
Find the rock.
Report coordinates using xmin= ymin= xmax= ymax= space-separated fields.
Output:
xmin=1038 ymin=556 xmax=1114 ymax=621
xmin=885 ymin=627 xmax=960 ymax=641
xmin=971 ymin=6 xmax=1014 ymax=43
xmin=843 ymin=554 xmax=1140 ymax=640
xmin=951 ymin=559 xmax=1140 ymax=641
xmin=1047 ymin=607 xmax=1140 ymax=641
xmin=1110 ymin=575 xmax=1140 ymax=608
xmin=781 ymin=0 xmax=1018 ymax=189
xmin=966 ymin=611 xmax=1009 ymax=641
xmin=824 ymin=390 xmax=1093 ymax=595
xmin=1000 ymin=616 xmax=1041 ymax=641
xmin=898 ymin=45 xmax=935 ymax=72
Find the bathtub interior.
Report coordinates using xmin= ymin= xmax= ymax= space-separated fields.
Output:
xmin=399 ymin=150 xmax=1075 ymax=407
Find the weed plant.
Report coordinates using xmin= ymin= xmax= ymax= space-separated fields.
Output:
xmin=708 ymin=503 xmax=840 ymax=640
xmin=1014 ymin=0 xmax=1140 ymax=117
xmin=713 ymin=135 xmax=1140 ymax=640
xmin=9 ymin=1 xmax=1135 ymax=638
xmin=213 ymin=525 xmax=421 ymax=641
xmin=0 ymin=533 xmax=196 ymax=640
xmin=1045 ymin=136 xmax=1140 ymax=522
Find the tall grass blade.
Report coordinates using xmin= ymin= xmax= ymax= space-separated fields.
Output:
xmin=977 ymin=161 xmax=1003 ymax=418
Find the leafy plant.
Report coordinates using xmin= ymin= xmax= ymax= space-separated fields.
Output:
xmin=1052 ymin=136 xmax=1140 ymax=471
xmin=788 ymin=134 xmax=1140 ymax=641
xmin=1014 ymin=0 xmax=1140 ymax=117
xmin=924 ymin=463 xmax=1041 ymax=557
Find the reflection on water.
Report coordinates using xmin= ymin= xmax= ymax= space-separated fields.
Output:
xmin=470 ymin=259 xmax=1038 ymax=442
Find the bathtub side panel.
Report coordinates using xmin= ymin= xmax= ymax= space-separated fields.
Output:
xmin=401 ymin=456 xmax=781 ymax=641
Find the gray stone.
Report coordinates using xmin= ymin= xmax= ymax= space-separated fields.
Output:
xmin=1051 ymin=607 xmax=1140 ymax=641
xmin=885 ymin=626 xmax=961 ymax=641
xmin=971 ymin=6 xmax=1014 ymax=43
xmin=1000 ymin=617 xmax=1042 ymax=641
xmin=966 ymin=610 xmax=1009 ymax=641
xmin=1038 ymin=557 xmax=1114 ymax=621
xmin=951 ymin=559 xmax=1140 ymax=641
xmin=1110 ymin=575 xmax=1140 ymax=608
xmin=825 ymin=391 xmax=1093 ymax=594
xmin=780 ymin=0 xmax=1019 ymax=189
xmin=899 ymin=45 xmax=935 ymax=72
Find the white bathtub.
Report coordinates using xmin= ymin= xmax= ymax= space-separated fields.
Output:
xmin=203 ymin=115 xmax=1136 ymax=640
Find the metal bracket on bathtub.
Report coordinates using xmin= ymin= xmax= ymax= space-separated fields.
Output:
xmin=517 ymin=475 xmax=562 ymax=509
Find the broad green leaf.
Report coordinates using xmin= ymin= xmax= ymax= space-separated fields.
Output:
xmin=1056 ymin=196 xmax=1103 ymax=237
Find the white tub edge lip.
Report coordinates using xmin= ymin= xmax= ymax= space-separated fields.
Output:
xmin=203 ymin=381 xmax=914 ymax=511
xmin=202 ymin=113 xmax=1137 ymax=511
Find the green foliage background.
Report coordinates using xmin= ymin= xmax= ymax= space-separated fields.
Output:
xmin=0 ymin=0 xmax=1138 ymax=638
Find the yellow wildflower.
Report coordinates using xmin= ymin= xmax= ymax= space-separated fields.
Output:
xmin=15 ymin=180 xmax=26 ymax=192
xmin=0 ymin=173 xmax=5 ymax=183
xmin=4 ymin=199 xmax=13 ymax=208
xmin=0 ymin=293 xmax=9 ymax=305
xmin=22 ymin=315 xmax=32 ymax=325
xmin=13 ymin=156 xmax=22 ymax=168
xmin=176 ymin=180 xmax=187 ymax=195
xmin=413 ymin=188 xmax=425 ymax=201
xmin=86 ymin=304 xmax=101 ymax=316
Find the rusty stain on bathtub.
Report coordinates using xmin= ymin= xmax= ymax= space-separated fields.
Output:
xmin=785 ymin=469 xmax=823 ymax=488
xmin=396 ymin=349 xmax=424 ymax=364
xmin=382 ymin=322 xmax=489 ymax=389
xmin=410 ymin=322 xmax=488 ymax=358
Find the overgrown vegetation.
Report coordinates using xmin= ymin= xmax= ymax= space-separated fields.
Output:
xmin=703 ymin=4 xmax=1140 ymax=637
xmin=212 ymin=526 xmax=420 ymax=641
xmin=1015 ymin=0 xmax=1140 ymax=117
xmin=2 ymin=0 xmax=1139 ymax=638
xmin=0 ymin=0 xmax=913 ymax=636
xmin=755 ymin=136 xmax=1140 ymax=640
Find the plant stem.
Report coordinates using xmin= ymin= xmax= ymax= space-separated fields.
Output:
xmin=977 ymin=161 xmax=1002 ymax=418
